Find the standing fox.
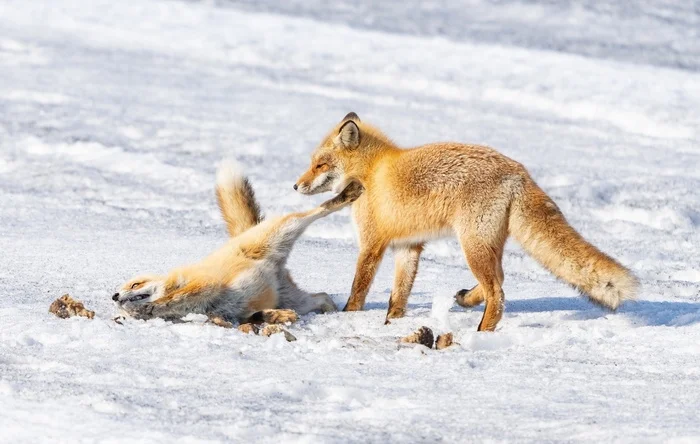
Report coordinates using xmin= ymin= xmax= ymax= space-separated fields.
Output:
xmin=295 ymin=113 xmax=638 ymax=331
xmin=113 ymin=161 xmax=363 ymax=324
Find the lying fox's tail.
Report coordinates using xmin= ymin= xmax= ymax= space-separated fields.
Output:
xmin=509 ymin=180 xmax=638 ymax=309
xmin=215 ymin=160 xmax=262 ymax=237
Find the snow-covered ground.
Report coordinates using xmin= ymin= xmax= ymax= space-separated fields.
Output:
xmin=1 ymin=0 xmax=699 ymax=441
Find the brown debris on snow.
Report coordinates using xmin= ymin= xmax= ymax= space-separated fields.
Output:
xmin=261 ymin=324 xmax=297 ymax=342
xmin=49 ymin=294 xmax=95 ymax=320
xmin=207 ymin=314 xmax=234 ymax=329
xmin=435 ymin=333 xmax=454 ymax=350
xmin=400 ymin=326 xmax=434 ymax=348
xmin=237 ymin=323 xmax=259 ymax=334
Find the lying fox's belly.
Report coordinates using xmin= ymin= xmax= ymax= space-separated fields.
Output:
xmin=246 ymin=285 xmax=278 ymax=312
xmin=210 ymin=265 xmax=280 ymax=318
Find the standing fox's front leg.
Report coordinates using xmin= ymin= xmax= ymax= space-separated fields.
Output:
xmin=343 ymin=198 xmax=387 ymax=312
xmin=343 ymin=240 xmax=387 ymax=312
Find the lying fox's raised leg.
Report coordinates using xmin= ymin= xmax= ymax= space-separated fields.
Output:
xmin=240 ymin=181 xmax=364 ymax=261
xmin=277 ymin=270 xmax=337 ymax=314
xmin=235 ymin=183 xmax=361 ymax=314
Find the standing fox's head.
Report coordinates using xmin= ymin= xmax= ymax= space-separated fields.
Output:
xmin=294 ymin=112 xmax=389 ymax=195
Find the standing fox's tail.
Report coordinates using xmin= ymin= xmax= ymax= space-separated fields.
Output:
xmin=509 ymin=181 xmax=638 ymax=309
xmin=215 ymin=160 xmax=262 ymax=237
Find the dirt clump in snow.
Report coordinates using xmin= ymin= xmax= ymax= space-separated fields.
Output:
xmin=435 ymin=333 xmax=454 ymax=350
xmin=261 ymin=324 xmax=297 ymax=342
xmin=207 ymin=314 xmax=234 ymax=328
xmin=237 ymin=323 xmax=259 ymax=334
xmin=401 ymin=326 xmax=435 ymax=348
xmin=49 ymin=294 xmax=95 ymax=319
xmin=401 ymin=328 xmax=455 ymax=349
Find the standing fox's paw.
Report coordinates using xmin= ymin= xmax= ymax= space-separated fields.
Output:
xmin=454 ymin=286 xmax=485 ymax=308
xmin=384 ymin=306 xmax=406 ymax=325
xmin=248 ymin=309 xmax=299 ymax=325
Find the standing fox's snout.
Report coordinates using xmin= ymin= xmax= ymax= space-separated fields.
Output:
xmin=294 ymin=161 xmax=341 ymax=195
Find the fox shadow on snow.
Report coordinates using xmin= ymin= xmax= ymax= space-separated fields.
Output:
xmin=361 ymin=295 xmax=700 ymax=327
xmin=503 ymin=297 xmax=700 ymax=327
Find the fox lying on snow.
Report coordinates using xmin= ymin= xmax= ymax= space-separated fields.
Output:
xmin=113 ymin=161 xmax=363 ymax=324
xmin=295 ymin=113 xmax=638 ymax=331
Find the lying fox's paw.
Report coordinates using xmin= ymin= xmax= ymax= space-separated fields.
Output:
xmin=248 ymin=309 xmax=299 ymax=325
xmin=322 ymin=181 xmax=364 ymax=210
xmin=338 ymin=181 xmax=364 ymax=203
xmin=313 ymin=292 xmax=338 ymax=313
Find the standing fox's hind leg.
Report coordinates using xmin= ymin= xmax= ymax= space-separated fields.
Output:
xmin=460 ymin=235 xmax=506 ymax=331
xmin=456 ymin=200 xmax=509 ymax=331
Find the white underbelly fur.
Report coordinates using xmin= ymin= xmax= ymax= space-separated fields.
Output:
xmin=390 ymin=228 xmax=454 ymax=248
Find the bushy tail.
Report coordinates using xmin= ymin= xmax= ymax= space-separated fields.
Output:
xmin=215 ymin=160 xmax=262 ymax=237
xmin=509 ymin=181 xmax=638 ymax=309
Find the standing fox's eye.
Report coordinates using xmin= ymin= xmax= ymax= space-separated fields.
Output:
xmin=316 ymin=163 xmax=326 ymax=169
xmin=131 ymin=283 xmax=140 ymax=289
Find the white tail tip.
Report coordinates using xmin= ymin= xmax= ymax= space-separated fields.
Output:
xmin=216 ymin=159 xmax=245 ymax=188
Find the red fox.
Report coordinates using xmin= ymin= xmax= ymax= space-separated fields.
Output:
xmin=113 ymin=161 xmax=364 ymax=324
xmin=295 ymin=113 xmax=638 ymax=331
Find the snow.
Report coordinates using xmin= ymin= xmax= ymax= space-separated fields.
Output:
xmin=1 ymin=0 xmax=699 ymax=442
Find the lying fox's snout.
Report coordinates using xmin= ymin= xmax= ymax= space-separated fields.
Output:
xmin=113 ymin=275 xmax=164 ymax=303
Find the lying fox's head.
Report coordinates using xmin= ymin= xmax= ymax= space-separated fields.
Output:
xmin=295 ymin=112 xmax=388 ymax=195
xmin=112 ymin=274 xmax=165 ymax=304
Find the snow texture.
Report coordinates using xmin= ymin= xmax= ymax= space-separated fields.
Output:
xmin=1 ymin=0 xmax=699 ymax=442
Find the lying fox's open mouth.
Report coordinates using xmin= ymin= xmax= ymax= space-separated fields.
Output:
xmin=122 ymin=294 xmax=150 ymax=303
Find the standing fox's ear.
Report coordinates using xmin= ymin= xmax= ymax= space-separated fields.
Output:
xmin=341 ymin=112 xmax=360 ymax=123
xmin=335 ymin=120 xmax=360 ymax=149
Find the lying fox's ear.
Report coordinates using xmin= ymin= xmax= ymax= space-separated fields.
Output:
xmin=335 ymin=120 xmax=360 ymax=149
xmin=341 ymin=112 xmax=360 ymax=123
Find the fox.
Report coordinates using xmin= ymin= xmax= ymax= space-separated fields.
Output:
xmin=113 ymin=161 xmax=364 ymax=325
xmin=294 ymin=112 xmax=638 ymax=331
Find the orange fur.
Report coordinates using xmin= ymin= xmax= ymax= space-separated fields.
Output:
xmin=295 ymin=113 xmax=638 ymax=330
xmin=247 ymin=286 xmax=278 ymax=312
xmin=216 ymin=161 xmax=262 ymax=237
xmin=114 ymin=165 xmax=363 ymax=324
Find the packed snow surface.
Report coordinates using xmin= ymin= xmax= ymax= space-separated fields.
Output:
xmin=1 ymin=0 xmax=699 ymax=442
